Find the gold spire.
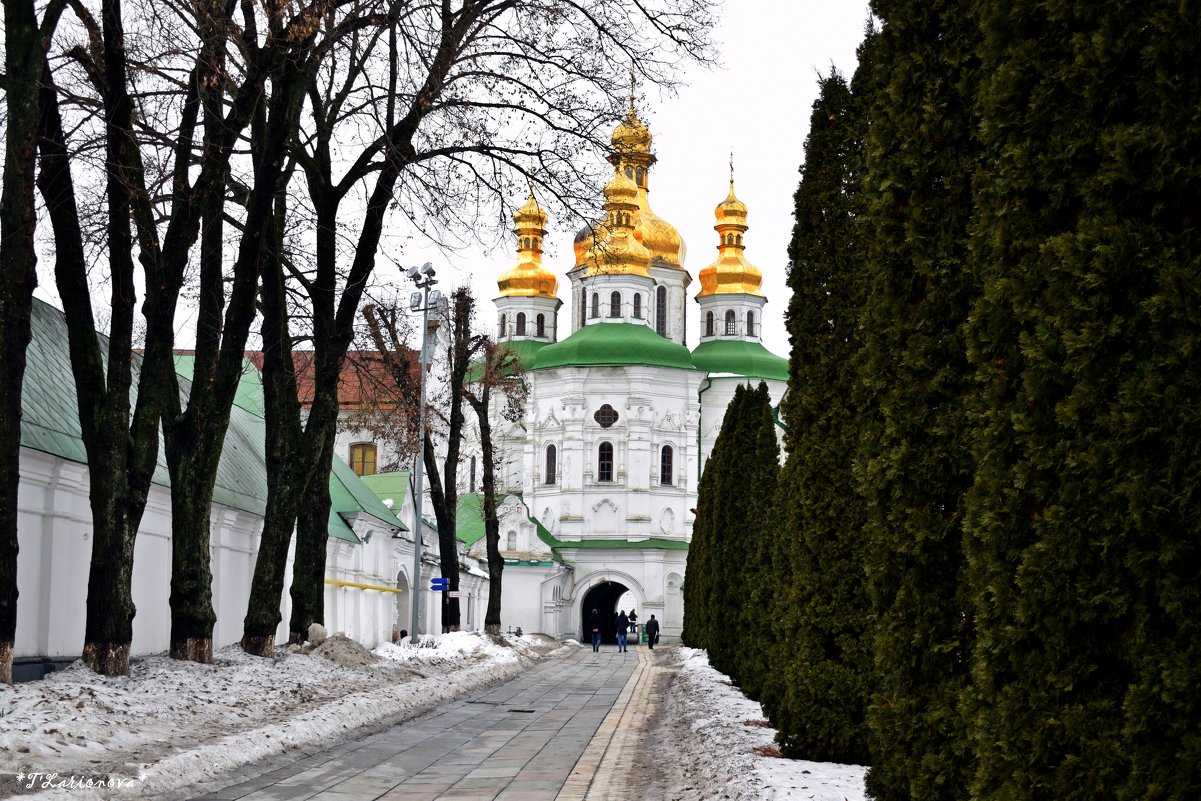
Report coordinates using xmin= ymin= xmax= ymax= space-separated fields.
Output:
xmin=582 ymin=167 xmax=651 ymax=278
xmin=697 ymin=175 xmax=761 ymax=297
xmin=497 ymin=192 xmax=558 ymax=299
xmin=574 ymin=94 xmax=685 ymax=272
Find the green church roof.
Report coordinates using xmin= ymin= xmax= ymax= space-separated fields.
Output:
xmin=532 ymin=323 xmax=696 ymax=371
xmin=691 ymin=339 xmax=789 ymax=382
xmin=22 ymin=299 xmax=396 ymax=545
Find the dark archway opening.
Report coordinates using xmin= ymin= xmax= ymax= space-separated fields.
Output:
xmin=580 ymin=580 xmax=629 ymax=645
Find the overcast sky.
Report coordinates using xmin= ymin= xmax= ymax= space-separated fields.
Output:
xmin=405 ymin=1 xmax=871 ymax=359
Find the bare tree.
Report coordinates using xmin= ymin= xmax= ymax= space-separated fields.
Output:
xmin=0 ymin=0 xmax=64 ymax=684
xmin=464 ymin=336 xmax=528 ymax=636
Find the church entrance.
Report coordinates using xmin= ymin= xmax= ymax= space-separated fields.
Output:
xmin=580 ymin=580 xmax=630 ymax=645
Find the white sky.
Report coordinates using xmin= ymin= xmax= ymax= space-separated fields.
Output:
xmin=399 ymin=1 xmax=871 ymax=359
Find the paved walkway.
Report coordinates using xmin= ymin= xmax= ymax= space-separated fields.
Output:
xmin=193 ymin=645 xmax=664 ymax=801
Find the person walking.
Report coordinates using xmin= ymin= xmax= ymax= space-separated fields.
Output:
xmin=627 ymin=608 xmax=638 ymax=635
xmin=645 ymin=614 xmax=660 ymax=650
xmin=615 ymin=610 xmax=629 ymax=653
xmin=588 ymin=608 xmax=602 ymax=652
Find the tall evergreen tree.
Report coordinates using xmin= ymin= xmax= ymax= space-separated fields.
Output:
xmin=856 ymin=1 xmax=981 ymax=798
xmin=730 ymin=382 xmax=781 ymax=699
xmin=964 ymin=2 xmax=1201 ymax=799
xmin=767 ymin=55 xmax=873 ymax=763
xmin=683 ymin=386 xmax=743 ymax=650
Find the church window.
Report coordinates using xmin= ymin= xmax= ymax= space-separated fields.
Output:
xmin=609 ymin=291 xmax=621 ymax=318
xmin=655 ymin=287 xmax=667 ymax=335
xmin=580 ymin=291 xmax=587 ymax=328
xmin=598 ymin=442 xmax=614 ymax=482
xmin=537 ymin=313 xmax=546 ymax=337
xmin=705 ymin=311 xmax=714 ymax=337
xmin=545 ymin=444 xmax=557 ymax=484
xmin=516 ymin=312 xmax=526 ymax=336
xmin=636 ymin=167 xmax=645 ymax=186
xmin=660 ymin=445 xmax=674 ymax=486
xmin=633 ymin=293 xmax=642 ymax=319
xmin=736 ymin=234 xmax=742 ymax=246
xmin=500 ymin=313 xmax=507 ymax=336
xmin=726 ymin=233 xmax=734 ymax=245
xmin=349 ymin=443 xmax=377 ymax=476
xmin=746 ymin=310 xmax=755 ymax=337
xmin=593 ymin=404 xmax=619 ymax=428
xmin=507 ymin=531 xmax=517 ymax=551
xmin=725 ymin=310 xmax=736 ymax=335
xmin=591 ymin=293 xmax=599 ymax=319
xmin=470 ymin=456 xmax=477 ymax=492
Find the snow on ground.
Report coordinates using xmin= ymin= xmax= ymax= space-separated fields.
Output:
xmin=664 ymin=647 xmax=866 ymax=801
xmin=1 ymin=635 xmax=865 ymax=801
xmin=0 ymin=632 xmax=562 ymax=800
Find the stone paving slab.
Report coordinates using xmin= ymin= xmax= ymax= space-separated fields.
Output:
xmin=190 ymin=647 xmax=649 ymax=801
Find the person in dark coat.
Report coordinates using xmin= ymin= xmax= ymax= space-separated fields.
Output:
xmin=615 ymin=610 xmax=629 ymax=653
xmin=627 ymin=608 xmax=638 ymax=634
xmin=588 ymin=608 xmax=602 ymax=652
xmin=645 ymin=614 xmax=660 ymax=650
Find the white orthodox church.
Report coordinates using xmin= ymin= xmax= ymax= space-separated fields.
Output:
xmin=459 ymin=102 xmax=789 ymax=644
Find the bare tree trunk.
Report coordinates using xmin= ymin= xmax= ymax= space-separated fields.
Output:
xmin=0 ymin=0 xmax=51 ymax=684
xmin=466 ymin=364 xmax=503 ymax=636
xmin=290 ymin=435 xmax=335 ymax=641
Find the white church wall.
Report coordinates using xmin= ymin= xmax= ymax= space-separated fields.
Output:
xmin=698 ymin=374 xmax=788 ymax=476
xmin=14 ymin=447 xmax=290 ymax=661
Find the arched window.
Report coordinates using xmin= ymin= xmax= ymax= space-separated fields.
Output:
xmin=536 ymin=313 xmax=546 ymax=337
xmin=470 ymin=456 xmax=477 ymax=492
xmin=545 ymin=444 xmax=557 ymax=484
xmin=705 ymin=311 xmax=714 ymax=337
xmin=660 ymin=445 xmax=674 ymax=486
xmin=609 ymin=291 xmax=621 ymax=318
xmin=655 ymin=286 xmax=667 ymax=335
xmin=725 ymin=309 xmax=736 ymax=335
xmin=580 ymin=291 xmax=587 ymax=328
xmin=499 ymin=313 xmax=507 ymax=336
xmin=590 ymin=293 xmax=599 ymax=319
xmin=598 ymin=442 xmax=614 ymax=482
xmin=349 ymin=443 xmax=377 ymax=477
xmin=746 ymin=310 xmax=755 ymax=337
xmin=726 ymin=233 xmax=734 ymax=245
xmin=633 ymin=293 xmax=642 ymax=319
xmin=516 ymin=312 xmax=526 ymax=336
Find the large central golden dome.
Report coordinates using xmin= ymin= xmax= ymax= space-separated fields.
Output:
xmin=572 ymin=101 xmax=686 ymax=273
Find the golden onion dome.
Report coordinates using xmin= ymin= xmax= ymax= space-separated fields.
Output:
xmin=604 ymin=169 xmax=639 ymax=206
xmin=611 ymin=105 xmax=652 ymax=155
xmin=697 ymin=179 xmax=763 ymax=298
xmin=497 ymin=193 xmax=558 ymax=299
xmin=581 ymin=168 xmax=650 ymax=278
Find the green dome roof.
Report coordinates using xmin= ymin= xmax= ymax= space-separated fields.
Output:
xmin=533 ymin=323 xmax=696 ymax=371
xmin=691 ymin=339 xmax=788 ymax=381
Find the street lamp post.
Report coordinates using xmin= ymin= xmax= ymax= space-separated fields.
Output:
xmin=406 ymin=263 xmax=439 ymax=645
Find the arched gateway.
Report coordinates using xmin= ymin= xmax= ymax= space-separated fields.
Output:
xmin=579 ymin=580 xmax=630 ymax=645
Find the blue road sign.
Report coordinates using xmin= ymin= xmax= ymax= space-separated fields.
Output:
xmin=430 ymin=577 xmax=449 ymax=592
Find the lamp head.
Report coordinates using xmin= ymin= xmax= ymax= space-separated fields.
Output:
xmin=420 ymin=262 xmax=436 ymax=276
xmin=405 ymin=265 xmax=420 ymax=280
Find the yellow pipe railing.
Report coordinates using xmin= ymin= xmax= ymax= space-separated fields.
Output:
xmin=323 ymin=578 xmax=403 ymax=594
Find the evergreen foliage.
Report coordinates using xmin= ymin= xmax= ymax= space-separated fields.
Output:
xmin=729 ymin=382 xmax=781 ymax=700
xmin=766 ymin=59 xmax=873 ymax=764
xmin=964 ymin=2 xmax=1201 ymax=798
xmin=856 ymin=1 xmax=981 ymax=798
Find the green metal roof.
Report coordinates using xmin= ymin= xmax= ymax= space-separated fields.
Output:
xmin=22 ymin=299 xmax=395 ymax=545
xmin=690 ymin=339 xmax=789 ymax=382
xmin=359 ymin=471 xmax=409 ymax=513
xmin=532 ymin=323 xmax=697 ymax=371
xmin=455 ymin=492 xmax=510 ymax=547
xmin=466 ymin=338 xmax=546 ymax=384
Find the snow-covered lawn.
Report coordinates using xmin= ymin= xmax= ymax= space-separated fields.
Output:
xmin=670 ymin=647 xmax=866 ymax=801
xmin=0 ymin=635 xmax=866 ymax=801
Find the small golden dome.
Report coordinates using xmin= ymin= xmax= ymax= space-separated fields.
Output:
xmin=498 ymin=193 xmax=558 ymax=299
xmin=604 ymin=169 xmax=639 ymax=206
xmin=697 ymin=178 xmax=762 ymax=298
xmin=611 ymin=106 xmax=652 ymax=155
xmin=514 ymin=192 xmax=548 ymax=228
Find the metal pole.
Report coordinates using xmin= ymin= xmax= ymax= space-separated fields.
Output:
xmin=408 ymin=281 xmax=431 ymax=645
